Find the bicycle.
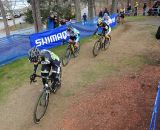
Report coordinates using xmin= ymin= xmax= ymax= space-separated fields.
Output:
xmin=61 ymin=40 xmax=80 ymax=66
xmin=92 ymin=32 xmax=111 ymax=57
xmin=30 ymin=67 xmax=62 ymax=124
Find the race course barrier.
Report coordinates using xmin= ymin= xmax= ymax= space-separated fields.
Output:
xmin=0 ymin=14 xmax=118 ymax=66
xmin=150 ymin=82 xmax=160 ymax=130
xmin=30 ymin=13 xmax=118 ymax=50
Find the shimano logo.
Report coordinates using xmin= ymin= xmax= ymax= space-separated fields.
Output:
xmin=111 ymin=17 xmax=116 ymax=23
xmin=35 ymin=31 xmax=67 ymax=47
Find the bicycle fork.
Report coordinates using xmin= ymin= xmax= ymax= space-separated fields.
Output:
xmin=45 ymin=84 xmax=50 ymax=94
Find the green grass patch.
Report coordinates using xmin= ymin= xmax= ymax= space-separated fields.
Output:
xmin=0 ymin=57 xmax=32 ymax=102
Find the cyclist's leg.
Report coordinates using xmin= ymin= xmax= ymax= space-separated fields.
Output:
xmin=105 ymin=27 xmax=111 ymax=40
xmin=50 ymin=60 xmax=61 ymax=89
xmin=74 ymin=35 xmax=80 ymax=48
xmin=41 ymin=65 xmax=51 ymax=85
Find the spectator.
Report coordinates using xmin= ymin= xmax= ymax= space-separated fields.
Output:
xmin=119 ymin=8 xmax=125 ymax=24
xmin=60 ymin=16 xmax=66 ymax=26
xmin=134 ymin=1 xmax=139 ymax=16
xmin=127 ymin=3 xmax=132 ymax=16
xmin=143 ymin=3 xmax=147 ymax=16
xmin=152 ymin=1 xmax=160 ymax=16
xmin=103 ymin=13 xmax=112 ymax=25
xmin=47 ymin=11 xmax=54 ymax=29
xmin=82 ymin=13 xmax=87 ymax=25
xmin=53 ymin=12 xmax=59 ymax=28
xmin=103 ymin=8 xmax=110 ymax=16
xmin=98 ymin=9 xmax=103 ymax=18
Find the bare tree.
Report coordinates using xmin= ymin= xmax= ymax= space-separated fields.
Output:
xmin=31 ymin=0 xmax=42 ymax=32
xmin=0 ymin=0 xmax=10 ymax=35
xmin=88 ymin=0 xmax=94 ymax=19
xmin=75 ymin=0 xmax=81 ymax=21
xmin=3 ymin=0 xmax=16 ymax=28
xmin=111 ymin=0 xmax=117 ymax=14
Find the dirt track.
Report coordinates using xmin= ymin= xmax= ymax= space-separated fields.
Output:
xmin=0 ymin=17 xmax=160 ymax=130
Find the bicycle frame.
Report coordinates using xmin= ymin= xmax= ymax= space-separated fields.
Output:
xmin=68 ymin=41 xmax=76 ymax=54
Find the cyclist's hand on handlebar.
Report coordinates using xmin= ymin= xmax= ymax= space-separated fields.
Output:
xmin=30 ymin=73 xmax=36 ymax=83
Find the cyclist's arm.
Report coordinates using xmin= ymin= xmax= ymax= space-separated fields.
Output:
xmin=103 ymin=22 xmax=109 ymax=30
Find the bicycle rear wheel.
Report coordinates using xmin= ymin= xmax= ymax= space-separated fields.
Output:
xmin=62 ymin=48 xmax=71 ymax=67
xmin=33 ymin=91 xmax=49 ymax=123
xmin=92 ymin=40 xmax=101 ymax=57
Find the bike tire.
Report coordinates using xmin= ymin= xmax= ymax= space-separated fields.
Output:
xmin=62 ymin=48 xmax=71 ymax=67
xmin=33 ymin=91 xmax=49 ymax=124
xmin=92 ymin=40 xmax=101 ymax=57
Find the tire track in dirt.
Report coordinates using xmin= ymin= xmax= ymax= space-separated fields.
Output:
xmin=0 ymin=18 xmax=159 ymax=130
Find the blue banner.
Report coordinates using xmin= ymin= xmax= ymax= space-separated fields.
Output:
xmin=109 ymin=13 xmax=118 ymax=27
xmin=29 ymin=14 xmax=118 ymax=50
xmin=150 ymin=82 xmax=160 ymax=130
xmin=30 ymin=26 xmax=68 ymax=50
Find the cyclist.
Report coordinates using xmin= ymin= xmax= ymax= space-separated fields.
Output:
xmin=94 ymin=17 xmax=111 ymax=41
xmin=66 ymin=25 xmax=80 ymax=48
xmin=28 ymin=47 xmax=61 ymax=92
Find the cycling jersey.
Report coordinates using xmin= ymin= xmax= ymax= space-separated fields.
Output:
xmin=69 ymin=28 xmax=80 ymax=43
xmin=33 ymin=50 xmax=61 ymax=85
xmin=96 ymin=20 xmax=111 ymax=36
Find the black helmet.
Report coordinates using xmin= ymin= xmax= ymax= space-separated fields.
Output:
xmin=28 ymin=47 xmax=41 ymax=63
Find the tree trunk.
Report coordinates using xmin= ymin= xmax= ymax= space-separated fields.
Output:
xmin=111 ymin=0 xmax=116 ymax=14
xmin=93 ymin=0 xmax=96 ymax=16
xmin=48 ymin=0 xmax=52 ymax=11
xmin=75 ymin=0 xmax=81 ymax=21
xmin=127 ymin=0 xmax=131 ymax=6
xmin=149 ymin=0 xmax=152 ymax=8
xmin=10 ymin=10 xmax=16 ymax=28
xmin=88 ymin=0 xmax=94 ymax=19
xmin=0 ymin=0 xmax=10 ymax=35
xmin=105 ymin=0 xmax=109 ymax=8
xmin=31 ymin=0 xmax=42 ymax=33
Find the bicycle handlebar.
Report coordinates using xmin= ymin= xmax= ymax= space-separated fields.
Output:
xmin=30 ymin=74 xmax=51 ymax=84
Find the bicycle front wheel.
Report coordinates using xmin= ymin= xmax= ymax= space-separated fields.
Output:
xmin=62 ymin=48 xmax=71 ymax=67
xmin=92 ymin=40 xmax=101 ymax=57
xmin=33 ymin=91 xmax=49 ymax=123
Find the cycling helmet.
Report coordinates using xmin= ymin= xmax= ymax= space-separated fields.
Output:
xmin=104 ymin=13 xmax=108 ymax=17
xmin=67 ymin=25 xmax=73 ymax=32
xmin=98 ymin=18 xmax=103 ymax=24
xmin=28 ymin=47 xmax=41 ymax=63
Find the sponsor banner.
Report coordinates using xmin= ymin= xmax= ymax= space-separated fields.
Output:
xmin=109 ymin=13 xmax=118 ymax=27
xmin=29 ymin=26 xmax=69 ymax=49
xmin=29 ymin=14 xmax=118 ymax=49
